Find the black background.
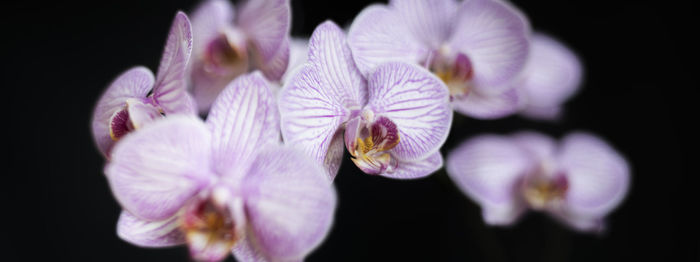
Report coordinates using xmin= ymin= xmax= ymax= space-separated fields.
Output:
xmin=4 ymin=0 xmax=696 ymax=261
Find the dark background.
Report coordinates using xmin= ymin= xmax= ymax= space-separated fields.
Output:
xmin=4 ymin=0 xmax=696 ymax=261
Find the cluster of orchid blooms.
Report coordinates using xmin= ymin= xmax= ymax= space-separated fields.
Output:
xmin=90 ymin=0 xmax=630 ymax=261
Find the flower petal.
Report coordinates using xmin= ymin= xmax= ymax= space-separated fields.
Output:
xmin=106 ymin=116 xmax=212 ymax=220
xmin=348 ymin=4 xmax=429 ymax=76
xmin=190 ymin=0 xmax=235 ymax=60
xmin=383 ymin=151 xmax=443 ymax=179
xmin=510 ymin=131 xmax=557 ymax=161
xmin=389 ymin=0 xmax=459 ymax=48
xmin=91 ymin=67 xmax=154 ymax=157
xmin=255 ymin=36 xmax=290 ymax=81
xmin=366 ymin=62 xmax=452 ymax=161
xmin=236 ymin=0 xmax=290 ymax=81
xmin=116 ymin=211 xmax=185 ymax=247
xmin=282 ymin=37 xmax=309 ymax=83
xmin=519 ymin=33 xmax=583 ymax=120
xmin=446 ymin=135 xmax=533 ymax=225
xmin=206 ymin=72 xmax=280 ymax=180
xmin=448 ymin=0 xmax=530 ymax=90
xmin=152 ymin=12 xmax=196 ymax=115
xmin=558 ymin=133 xmax=630 ymax=217
xmin=242 ymin=146 xmax=336 ymax=261
xmin=452 ymin=87 xmax=520 ymax=119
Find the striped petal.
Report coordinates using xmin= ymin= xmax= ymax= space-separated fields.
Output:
xmin=206 ymin=72 xmax=280 ymax=181
xmin=389 ymin=0 xmax=459 ymax=48
xmin=91 ymin=67 xmax=154 ymax=157
xmin=383 ymin=151 xmax=443 ymax=179
xmin=116 ymin=211 xmax=185 ymax=247
xmin=448 ymin=0 xmax=530 ymax=91
xmin=366 ymin=62 xmax=452 ymax=161
xmin=236 ymin=0 xmax=290 ymax=81
xmin=241 ymin=146 xmax=336 ymax=261
xmin=452 ymin=87 xmax=520 ymax=119
xmin=446 ymin=135 xmax=533 ymax=225
xmin=558 ymin=133 xmax=630 ymax=218
xmin=105 ymin=116 xmax=212 ymax=220
xmin=348 ymin=4 xmax=429 ymax=76
xmin=152 ymin=12 xmax=196 ymax=115
xmin=519 ymin=33 xmax=583 ymax=120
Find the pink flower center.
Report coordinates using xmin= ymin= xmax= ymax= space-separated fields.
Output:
xmin=203 ymin=31 xmax=249 ymax=77
xmin=347 ymin=114 xmax=400 ymax=174
xmin=181 ymin=197 xmax=238 ymax=262
xmin=522 ymin=172 xmax=569 ymax=210
xmin=429 ymin=52 xmax=474 ymax=99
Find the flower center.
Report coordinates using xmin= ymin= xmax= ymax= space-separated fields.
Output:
xmin=346 ymin=114 xmax=400 ymax=174
xmin=181 ymin=196 xmax=238 ymax=262
xmin=203 ymin=30 xmax=249 ymax=77
xmin=522 ymin=173 xmax=568 ymax=210
xmin=108 ymin=98 xmax=161 ymax=141
xmin=429 ymin=52 xmax=474 ymax=99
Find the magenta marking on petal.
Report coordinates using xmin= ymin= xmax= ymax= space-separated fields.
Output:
xmin=109 ymin=108 xmax=132 ymax=141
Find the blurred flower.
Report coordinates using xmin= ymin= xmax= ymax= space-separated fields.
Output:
xmin=279 ymin=21 xmax=452 ymax=180
xmin=106 ymin=72 xmax=336 ymax=262
xmin=348 ymin=0 xmax=530 ymax=119
xmin=91 ymin=12 xmax=196 ymax=157
xmin=281 ymin=37 xmax=309 ymax=83
xmin=446 ymin=131 xmax=630 ymax=233
xmin=189 ymin=0 xmax=290 ymax=113
xmin=515 ymin=33 xmax=583 ymax=120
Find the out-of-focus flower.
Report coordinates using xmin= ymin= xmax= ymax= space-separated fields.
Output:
xmin=348 ymin=0 xmax=530 ymax=119
xmin=189 ymin=0 xmax=290 ymax=113
xmin=279 ymin=21 xmax=452 ymax=180
xmin=515 ymin=33 xmax=583 ymax=120
xmin=446 ymin=131 xmax=630 ymax=233
xmin=106 ymin=72 xmax=336 ymax=262
xmin=91 ymin=12 xmax=196 ymax=157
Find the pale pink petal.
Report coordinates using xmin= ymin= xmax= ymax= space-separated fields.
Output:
xmin=282 ymin=37 xmax=309 ymax=83
xmin=153 ymin=12 xmax=196 ymax=115
xmin=446 ymin=135 xmax=534 ymax=225
xmin=519 ymin=33 xmax=583 ymax=120
xmin=452 ymin=87 xmax=521 ymax=119
xmin=91 ymin=67 xmax=154 ymax=157
xmin=558 ymin=133 xmax=630 ymax=218
xmin=382 ymin=151 xmax=443 ymax=179
xmin=116 ymin=211 xmax=185 ymax=247
xmin=510 ymin=131 xmax=557 ymax=161
xmin=236 ymin=0 xmax=290 ymax=81
xmin=242 ymin=146 xmax=336 ymax=261
xmin=206 ymin=72 xmax=280 ymax=181
xmin=190 ymin=0 xmax=235 ymax=60
xmin=348 ymin=4 xmax=429 ymax=76
xmin=389 ymin=0 xmax=459 ymax=48
xmin=449 ymin=0 xmax=530 ymax=91
xmin=105 ymin=116 xmax=213 ymax=220
xmin=366 ymin=62 xmax=452 ymax=161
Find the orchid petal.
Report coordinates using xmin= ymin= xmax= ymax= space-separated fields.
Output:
xmin=389 ymin=0 xmax=459 ymax=48
xmin=348 ymin=4 xmax=428 ymax=76
xmin=231 ymin=234 xmax=270 ymax=262
xmin=446 ymin=135 xmax=533 ymax=225
xmin=282 ymin=37 xmax=309 ymax=83
xmin=153 ymin=12 xmax=196 ymax=115
xmin=125 ymin=99 xmax=162 ymax=130
xmin=383 ymin=151 xmax=443 ymax=179
xmin=558 ymin=133 xmax=630 ymax=217
xmin=242 ymin=146 xmax=336 ymax=261
xmin=191 ymin=0 xmax=235 ymax=59
xmin=449 ymin=0 xmax=529 ymax=90
xmin=106 ymin=116 xmax=212 ymax=220
xmin=237 ymin=0 xmax=290 ymax=81
xmin=452 ymin=87 xmax=520 ymax=119
xmin=519 ymin=33 xmax=583 ymax=120
xmin=510 ymin=131 xmax=557 ymax=161
xmin=206 ymin=72 xmax=280 ymax=181
xmin=256 ymin=37 xmax=290 ymax=81
xmin=92 ymin=67 xmax=154 ymax=156
xmin=116 ymin=211 xmax=185 ymax=247
xmin=366 ymin=62 xmax=452 ymax=161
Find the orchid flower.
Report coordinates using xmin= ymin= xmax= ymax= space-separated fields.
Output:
xmin=515 ymin=33 xmax=583 ymax=120
xmin=348 ymin=0 xmax=530 ymax=119
xmin=91 ymin=12 xmax=195 ymax=157
xmin=446 ymin=131 xmax=629 ymax=232
xmin=279 ymin=21 xmax=452 ymax=180
xmin=189 ymin=0 xmax=290 ymax=113
xmin=106 ymin=72 xmax=336 ymax=262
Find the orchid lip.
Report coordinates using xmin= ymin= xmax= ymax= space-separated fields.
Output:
xmin=203 ymin=29 xmax=249 ymax=77
xmin=522 ymin=171 xmax=569 ymax=210
xmin=181 ymin=192 xmax=239 ymax=262
xmin=429 ymin=52 xmax=474 ymax=99
xmin=346 ymin=114 xmax=400 ymax=174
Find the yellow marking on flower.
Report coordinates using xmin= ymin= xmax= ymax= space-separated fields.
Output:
xmin=523 ymin=180 xmax=568 ymax=209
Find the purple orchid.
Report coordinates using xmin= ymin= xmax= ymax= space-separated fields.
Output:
xmin=515 ymin=33 xmax=583 ymax=120
xmin=91 ymin=12 xmax=196 ymax=157
xmin=348 ymin=0 xmax=530 ymax=119
xmin=446 ymin=131 xmax=630 ymax=232
xmin=106 ymin=72 xmax=336 ymax=262
xmin=279 ymin=21 xmax=452 ymax=180
xmin=189 ymin=0 xmax=290 ymax=113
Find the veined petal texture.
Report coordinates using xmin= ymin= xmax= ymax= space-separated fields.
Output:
xmin=153 ymin=12 xmax=196 ymax=115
